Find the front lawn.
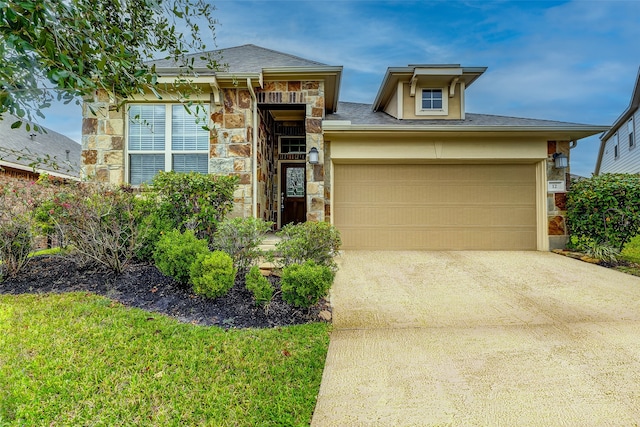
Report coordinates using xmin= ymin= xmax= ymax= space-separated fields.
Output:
xmin=0 ymin=292 xmax=330 ymax=426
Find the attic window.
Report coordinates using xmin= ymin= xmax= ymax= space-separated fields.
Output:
xmin=422 ymin=89 xmax=442 ymax=109
xmin=416 ymin=87 xmax=448 ymax=116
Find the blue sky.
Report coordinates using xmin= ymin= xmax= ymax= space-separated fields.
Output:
xmin=42 ymin=0 xmax=640 ymax=177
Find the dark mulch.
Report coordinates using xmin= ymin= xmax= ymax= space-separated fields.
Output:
xmin=0 ymin=255 xmax=330 ymax=329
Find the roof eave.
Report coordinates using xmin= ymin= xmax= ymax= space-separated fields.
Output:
xmin=322 ymin=123 xmax=608 ymax=140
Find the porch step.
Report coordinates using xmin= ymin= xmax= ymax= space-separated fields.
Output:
xmin=257 ymin=232 xmax=281 ymax=253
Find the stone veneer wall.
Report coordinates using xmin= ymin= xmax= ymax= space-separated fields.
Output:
xmin=257 ymin=108 xmax=277 ymax=223
xmin=81 ymin=91 xmax=125 ymax=184
xmin=547 ymin=140 xmax=570 ymax=249
xmin=210 ymin=88 xmax=253 ymax=218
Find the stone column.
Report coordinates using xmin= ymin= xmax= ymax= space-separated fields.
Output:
xmin=81 ymin=91 xmax=125 ymax=185
xmin=210 ymin=88 xmax=253 ymax=218
xmin=547 ymin=140 xmax=570 ymax=249
xmin=305 ymin=81 xmax=326 ymax=222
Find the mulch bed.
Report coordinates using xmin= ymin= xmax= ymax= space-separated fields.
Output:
xmin=0 ymin=255 xmax=331 ymax=329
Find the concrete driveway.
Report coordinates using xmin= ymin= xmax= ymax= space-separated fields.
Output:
xmin=311 ymin=251 xmax=640 ymax=426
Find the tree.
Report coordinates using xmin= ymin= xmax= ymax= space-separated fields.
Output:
xmin=0 ymin=0 xmax=219 ymax=129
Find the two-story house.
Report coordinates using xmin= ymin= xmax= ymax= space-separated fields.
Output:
xmin=594 ymin=67 xmax=640 ymax=175
xmin=81 ymin=44 xmax=607 ymax=251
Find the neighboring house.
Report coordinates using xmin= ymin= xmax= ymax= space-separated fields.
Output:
xmin=81 ymin=44 xmax=607 ymax=251
xmin=594 ymin=67 xmax=640 ymax=175
xmin=0 ymin=116 xmax=81 ymax=180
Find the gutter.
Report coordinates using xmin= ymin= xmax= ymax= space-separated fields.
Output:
xmin=247 ymin=78 xmax=258 ymax=218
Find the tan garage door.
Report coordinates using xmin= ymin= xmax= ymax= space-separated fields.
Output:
xmin=334 ymin=164 xmax=537 ymax=250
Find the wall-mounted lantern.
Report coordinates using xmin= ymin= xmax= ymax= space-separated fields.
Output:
xmin=552 ymin=152 xmax=568 ymax=169
xmin=308 ymin=147 xmax=319 ymax=164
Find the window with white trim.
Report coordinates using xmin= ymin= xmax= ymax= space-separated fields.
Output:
xmin=127 ymin=104 xmax=209 ymax=185
xmin=614 ymin=132 xmax=619 ymax=159
xmin=629 ymin=118 xmax=635 ymax=148
xmin=415 ymin=88 xmax=448 ymax=116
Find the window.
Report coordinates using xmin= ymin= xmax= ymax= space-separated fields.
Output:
xmin=127 ymin=104 xmax=209 ymax=185
xmin=415 ymin=87 xmax=448 ymax=116
xmin=280 ymin=137 xmax=306 ymax=154
xmin=629 ymin=118 xmax=635 ymax=148
xmin=421 ymin=89 xmax=443 ymax=110
xmin=614 ymin=133 xmax=620 ymax=159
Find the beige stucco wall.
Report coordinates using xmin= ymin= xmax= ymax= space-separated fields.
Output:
xmin=547 ymin=140 xmax=571 ymax=249
xmin=401 ymin=82 xmax=463 ymax=120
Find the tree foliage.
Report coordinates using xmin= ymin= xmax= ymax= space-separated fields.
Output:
xmin=0 ymin=0 xmax=219 ymax=127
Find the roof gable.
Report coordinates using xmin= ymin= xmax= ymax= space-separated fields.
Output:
xmin=150 ymin=44 xmax=327 ymax=73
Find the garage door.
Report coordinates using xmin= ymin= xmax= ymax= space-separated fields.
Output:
xmin=334 ymin=164 xmax=537 ymax=250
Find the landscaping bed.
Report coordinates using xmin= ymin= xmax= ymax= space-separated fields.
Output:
xmin=0 ymin=255 xmax=331 ymax=329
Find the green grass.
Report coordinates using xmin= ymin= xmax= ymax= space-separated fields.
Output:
xmin=28 ymin=246 xmax=64 ymax=257
xmin=0 ymin=293 xmax=330 ymax=426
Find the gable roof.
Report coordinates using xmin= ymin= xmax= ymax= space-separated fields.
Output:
xmin=0 ymin=117 xmax=81 ymax=178
xmin=150 ymin=44 xmax=343 ymax=113
xmin=594 ymin=66 xmax=640 ymax=174
xmin=151 ymin=44 xmax=327 ymax=73
xmin=325 ymin=102 xmax=608 ymax=140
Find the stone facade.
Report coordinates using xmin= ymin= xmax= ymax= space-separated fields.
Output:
xmin=547 ymin=140 xmax=570 ymax=249
xmin=210 ymin=88 xmax=254 ymax=218
xmin=81 ymin=90 xmax=125 ymax=185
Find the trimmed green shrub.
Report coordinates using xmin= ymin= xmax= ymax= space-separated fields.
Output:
xmin=567 ymin=174 xmax=640 ymax=250
xmin=142 ymin=171 xmax=238 ymax=246
xmin=153 ymin=229 xmax=210 ymax=284
xmin=281 ymin=261 xmax=334 ymax=308
xmin=569 ymin=235 xmax=620 ymax=263
xmin=276 ymin=222 xmax=341 ymax=270
xmin=0 ymin=216 xmax=33 ymax=280
xmin=621 ymin=235 xmax=640 ymax=264
xmin=190 ymin=250 xmax=237 ymax=299
xmin=245 ymin=266 xmax=274 ymax=307
xmin=214 ymin=217 xmax=273 ymax=273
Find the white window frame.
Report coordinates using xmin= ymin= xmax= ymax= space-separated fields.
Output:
xmin=415 ymin=87 xmax=448 ymax=116
xmin=629 ymin=118 xmax=635 ymax=149
xmin=126 ymin=103 xmax=210 ymax=185
xmin=614 ymin=132 xmax=620 ymax=159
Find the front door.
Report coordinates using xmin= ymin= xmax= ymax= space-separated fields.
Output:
xmin=281 ymin=163 xmax=306 ymax=226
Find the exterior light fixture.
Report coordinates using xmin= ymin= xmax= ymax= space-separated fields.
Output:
xmin=553 ymin=152 xmax=568 ymax=169
xmin=308 ymin=147 xmax=319 ymax=164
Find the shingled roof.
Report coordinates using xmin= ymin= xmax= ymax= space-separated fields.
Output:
xmin=325 ymin=102 xmax=608 ymax=140
xmin=150 ymin=44 xmax=327 ymax=73
xmin=0 ymin=117 xmax=81 ymax=178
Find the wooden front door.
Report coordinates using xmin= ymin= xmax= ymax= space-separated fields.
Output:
xmin=281 ymin=163 xmax=306 ymax=226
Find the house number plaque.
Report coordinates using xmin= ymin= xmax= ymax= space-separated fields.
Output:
xmin=547 ymin=180 xmax=566 ymax=193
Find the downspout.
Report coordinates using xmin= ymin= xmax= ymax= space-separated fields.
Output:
xmin=247 ymin=78 xmax=258 ymax=218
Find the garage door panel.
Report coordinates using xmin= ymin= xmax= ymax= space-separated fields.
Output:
xmin=334 ymin=164 xmax=537 ymax=250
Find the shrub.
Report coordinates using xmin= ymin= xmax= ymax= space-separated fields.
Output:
xmin=154 ymin=229 xmax=210 ymax=284
xmin=133 ymin=207 xmax=175 ymax=262
xmin=276 ymin=222 xmax=341 ymax=270
xmin=245 ymin=266 xmax=274 ymax=307
xmin=214 ymin=217 xmax=273 ymax=273
xmin=49 ymin=183 xmax=141 ymax=274
xmin=281 ymin=261 xmax=334 ymax=308
xmin=142 ymin=171 xmax=238 ymax=246
xmin=569 ymin=235 xmax=620 ymax=263
xmin=567 ymin=174 xmax=640 ymax=250
xmin=190 ymin=250 xmax=237 ymax=299
xmin=621 ymin=235 xmax=640 ymax=264
xmin=0 ymin=216 xmax=33 ymax=280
